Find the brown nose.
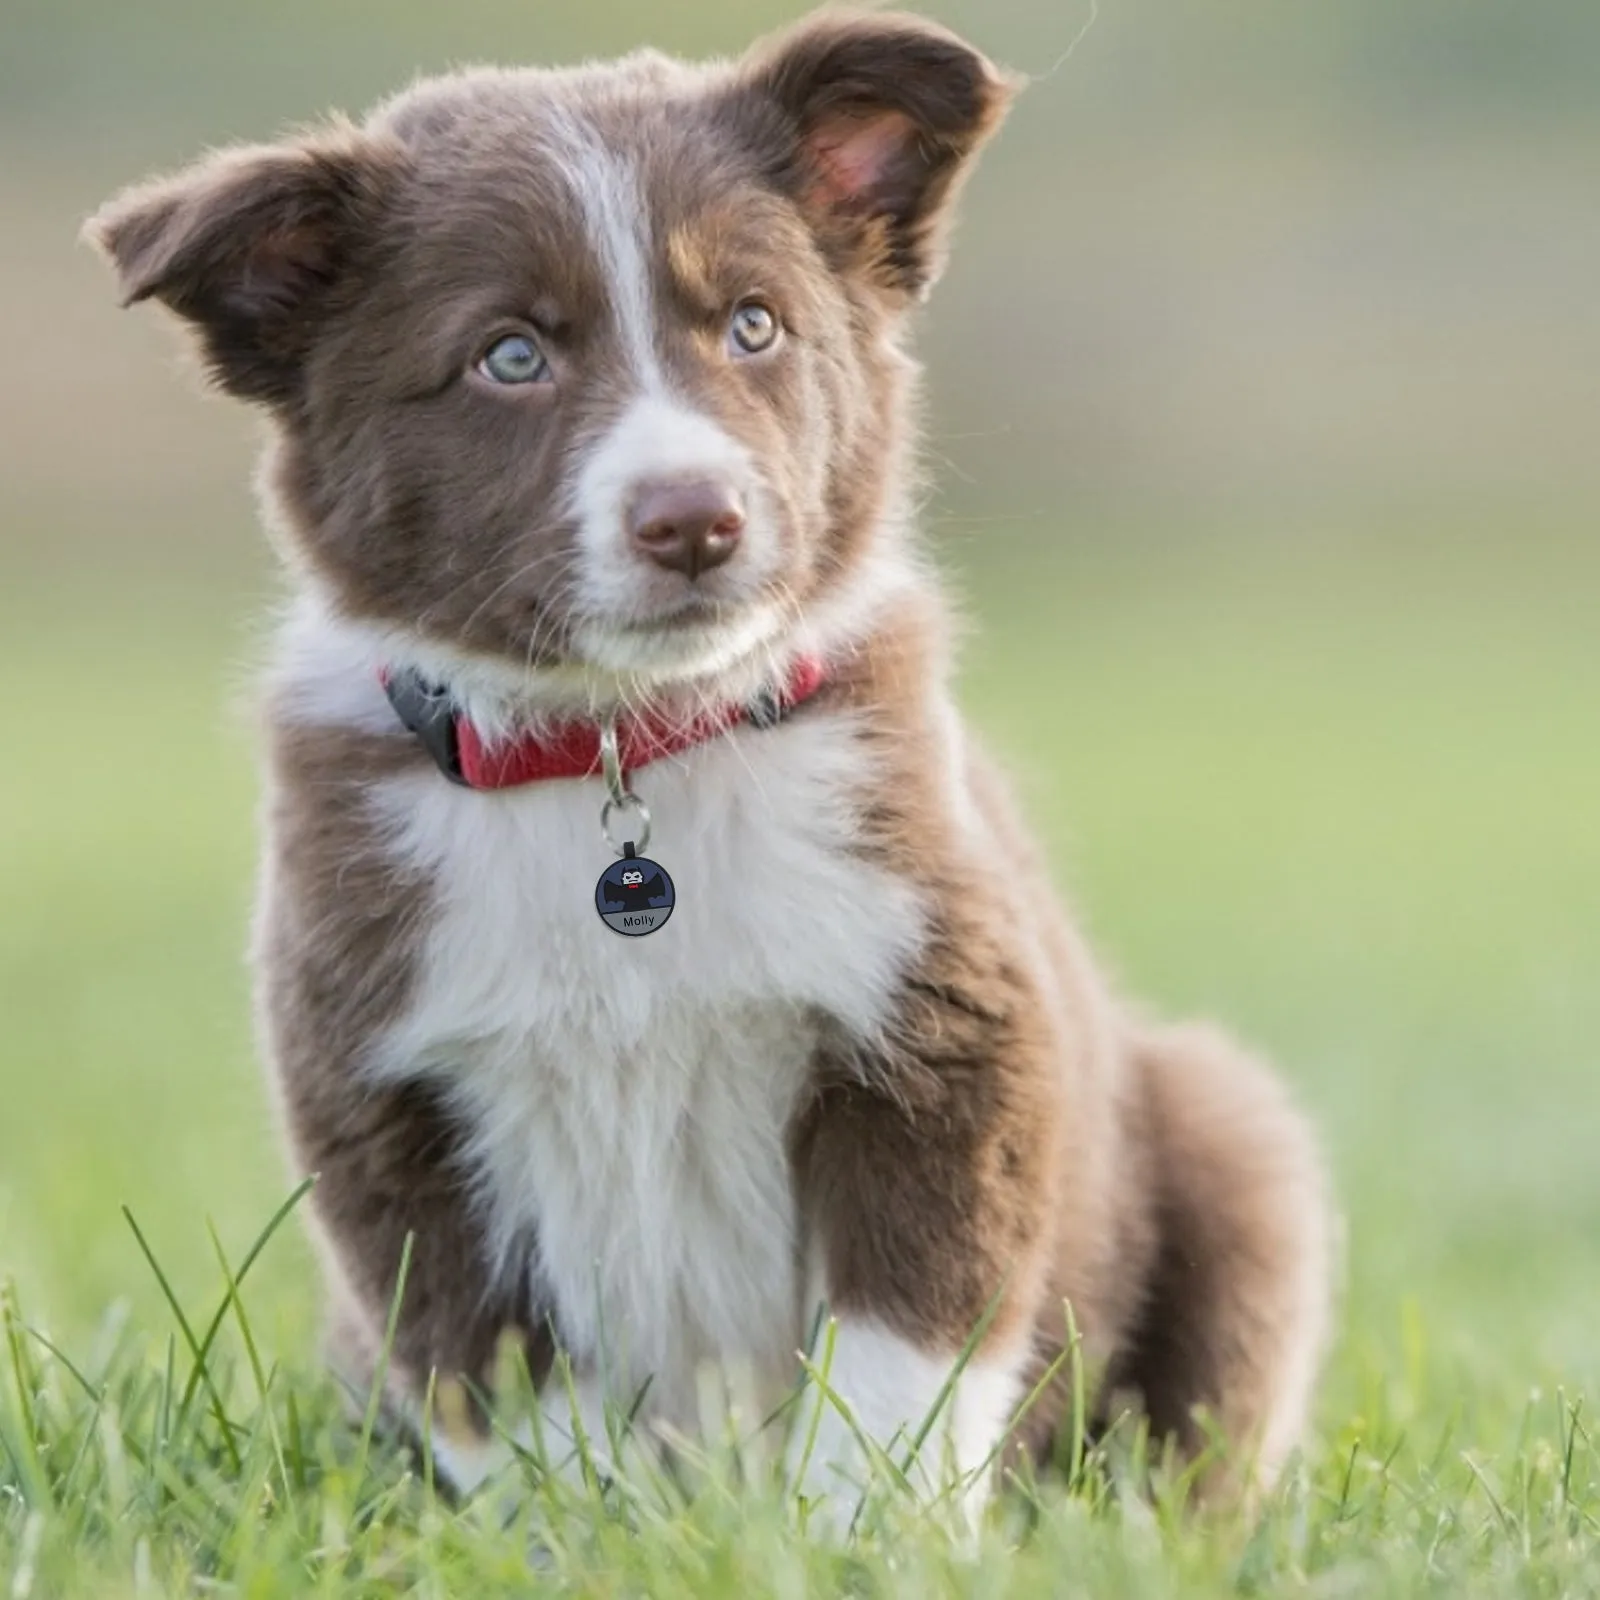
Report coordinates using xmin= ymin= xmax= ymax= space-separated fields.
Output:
xmin=629 ymin=479 xmax=746 ymax=579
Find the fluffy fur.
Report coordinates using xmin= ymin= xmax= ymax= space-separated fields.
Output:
xmin=89 ymin=9 xmax=1333 ymax=1524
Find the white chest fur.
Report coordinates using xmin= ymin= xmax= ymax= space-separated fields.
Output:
xmin=355 ymin=702 xmax=925 ymax=1421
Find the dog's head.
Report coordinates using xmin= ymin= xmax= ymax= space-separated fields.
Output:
xmin=89 ymin=11 xmax=1013 ymax=695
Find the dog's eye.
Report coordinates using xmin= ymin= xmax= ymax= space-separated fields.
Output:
xmin=476 ymin=333 xmax=550 ymax=386
xmin=728 ymin=301 xmax=780 ymax=357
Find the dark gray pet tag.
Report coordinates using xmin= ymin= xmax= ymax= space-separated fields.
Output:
xmin=594 ymin=842 xmax=675 ymax=937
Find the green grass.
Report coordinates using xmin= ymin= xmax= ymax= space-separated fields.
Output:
xmin=3 ymin=521 xmax=1599 ymax=1595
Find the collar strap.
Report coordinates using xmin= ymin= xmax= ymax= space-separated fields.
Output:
xmin=382 ymin=655 xmax=827 ymax=790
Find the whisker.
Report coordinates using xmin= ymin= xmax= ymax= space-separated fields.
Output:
xmin=451 ymin=542 xmax=575 ymax=640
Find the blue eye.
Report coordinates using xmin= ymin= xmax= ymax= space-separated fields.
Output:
xmin=728 ymin=300 xmax=780 ymax=356
xmin=477 ymin=333 xmax=550 ymax=385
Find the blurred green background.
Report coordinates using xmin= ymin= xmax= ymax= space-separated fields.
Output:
xmin=2 ymin=0 xmax=1597 ymax=1456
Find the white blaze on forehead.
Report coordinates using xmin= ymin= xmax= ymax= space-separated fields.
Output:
xmin=544 ymin=106 xmax=662 ymax=390
xmin=544 ymin=105 xmax=782 ymax=670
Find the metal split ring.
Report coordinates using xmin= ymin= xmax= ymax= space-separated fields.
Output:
xmin=600 ymin=793 xmax=652 ymax=856
xmin=598 ymin=718 xmax=651 ymax=854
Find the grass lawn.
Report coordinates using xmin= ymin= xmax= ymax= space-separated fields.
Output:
xmin=2 ymin=520 xmax=1598 ymax=1595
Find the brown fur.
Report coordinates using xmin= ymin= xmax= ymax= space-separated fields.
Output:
xmin=252 ymin=717 xmax=556 ymax=1420
xmin=90 ymin=8 xmax=1333 ymax=1500
xmin=810 ymin=604 xmax=1330 ymax=1487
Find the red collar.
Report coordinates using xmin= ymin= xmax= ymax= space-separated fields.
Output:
xmin=382 ymin=655 xmax=827 ymax=790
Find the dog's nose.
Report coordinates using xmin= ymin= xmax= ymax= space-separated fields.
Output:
xmin=629 ymin=479 xmax=745 ymax=579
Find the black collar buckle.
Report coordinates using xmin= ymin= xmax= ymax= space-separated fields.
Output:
xmin=383 ymin=668 xmax=471 ymax=786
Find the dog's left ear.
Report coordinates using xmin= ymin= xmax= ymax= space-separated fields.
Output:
xmin=737 ymin=9 xmax=1019 ymax=300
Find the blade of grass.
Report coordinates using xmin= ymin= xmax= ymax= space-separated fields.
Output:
xmin=899 ymin=1279 xmax=1007 ymax=1478
xmin=1063 ymin=1300 xmax=1086 ymax=1491
xmin=174 ymin=1178 xmax=314 ymax=1428
xmin=284 ymin=1385 xmax=308 ymax=1496
xmin=146 ymin=1332 xmax=176 ymax=1505
xmin=2 ymin=1288 xmax=52 ymax=1509
xmin=419 ymin=1365 xmax=438 ymax=1507
xmin=56 ymin=1389 xmax=107 ymax=1507
xmin=121 ymin=1204 xmax=242 ymax=1474
xmin=965 ymin=1333 xmax=1077 ymax=1497
xmin=786 ymin=1315 xmax=837 ymax=1517
xmin=792 ymin=1331 xmax=914 ymax=1538
xmin=205 ymin=1219 xmax=291 ymax=1507
xmin=352 ymin=1230 xmax=413 ymax=1499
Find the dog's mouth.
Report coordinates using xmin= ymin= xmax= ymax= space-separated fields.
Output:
xmin=612 ymin=591 xmax=734 ymax=630
xmin=569 ymin=596 xmax=792 ymax=680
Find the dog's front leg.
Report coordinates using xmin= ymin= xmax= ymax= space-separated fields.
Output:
xmin=786 ymin=1015 xmax=1058 ymax=1533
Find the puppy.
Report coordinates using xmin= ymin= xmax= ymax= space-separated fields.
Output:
xmin=90 ymin=9 xmax=1332 ymax=1520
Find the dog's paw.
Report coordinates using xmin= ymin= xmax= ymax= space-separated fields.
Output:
xmin=785 ymin=1317 xmax=1018 ymax=1541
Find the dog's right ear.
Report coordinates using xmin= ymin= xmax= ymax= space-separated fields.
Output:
xmin=85 ymin=126 xmax=397 ymax=406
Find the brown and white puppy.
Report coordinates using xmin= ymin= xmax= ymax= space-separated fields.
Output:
xmin=89 ymin=10 xmax=1332 ymax=1521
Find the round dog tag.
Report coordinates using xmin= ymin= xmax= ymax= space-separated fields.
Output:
xmin=594 ymin=843 xmax=675 ymax=936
